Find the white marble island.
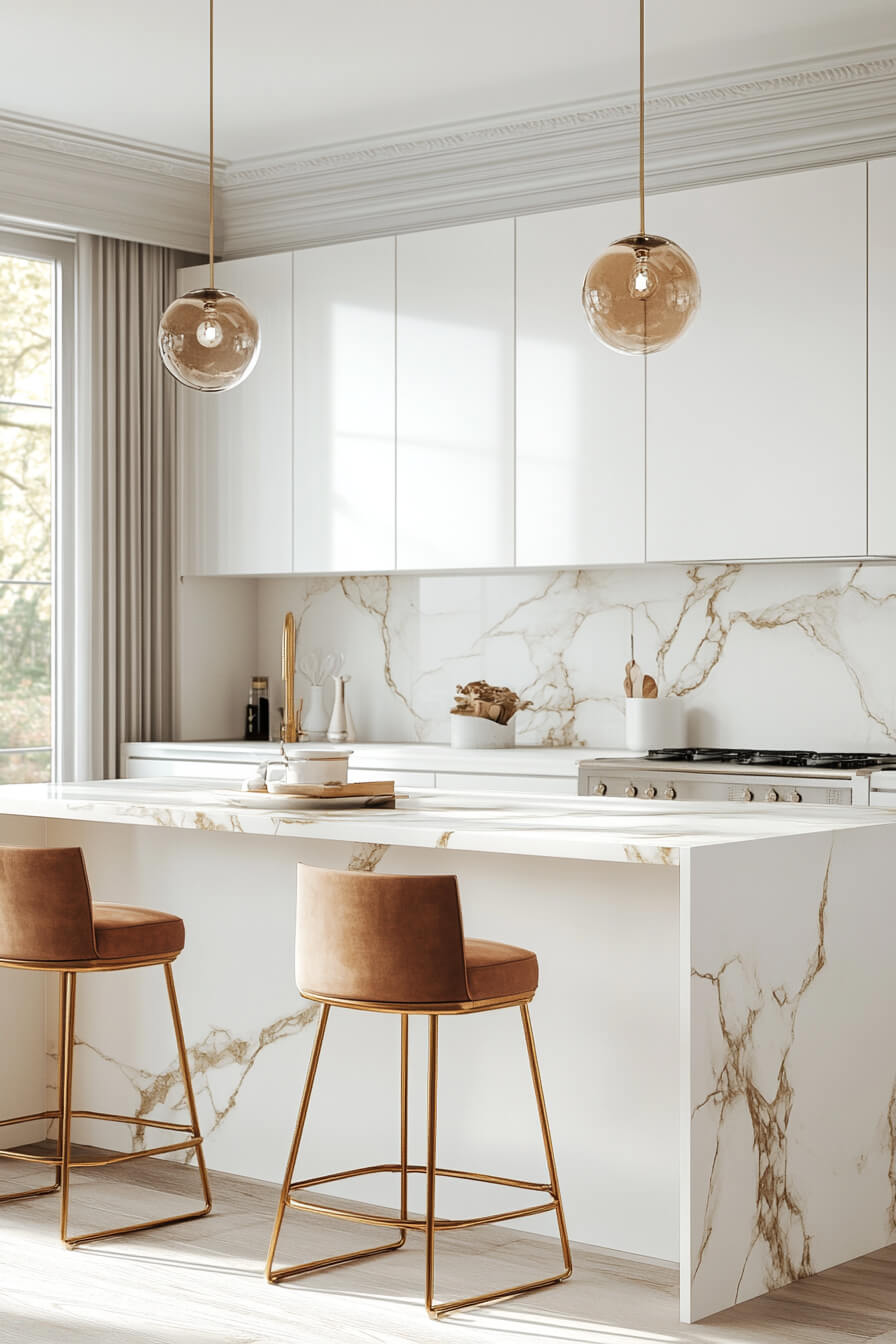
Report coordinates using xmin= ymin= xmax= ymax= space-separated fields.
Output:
xmin=1 ymin=779 xmax=895 ymax=1324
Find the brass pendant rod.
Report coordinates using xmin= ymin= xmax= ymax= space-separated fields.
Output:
xmin=208 ymin=0 xmax=215 ymax=288
xmin=639 ymin=0 xmax=646 ymax=237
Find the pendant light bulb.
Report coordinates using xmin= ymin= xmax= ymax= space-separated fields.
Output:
xmin=158 ymin=0 xmax=260 ymax=391
xmin=582 ymin=1 xmax=700 ymax=355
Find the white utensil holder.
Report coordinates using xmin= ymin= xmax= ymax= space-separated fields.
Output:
xmin=624 ymin=698 xmax=686 ymax=753
xmin=449 ymin=715 xmax=515 ymax=749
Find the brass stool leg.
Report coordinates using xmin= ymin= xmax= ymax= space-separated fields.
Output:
xmin=266 ymin=1004 xmax=408 ymax=1284
xmin=425 ymin=1004 xmax=573 ymax=1318
xmin=59 ymin=971 xmax=76 ymax=1243
xmin=399 ymin=1013 xmax=409 ymax=1232
xmin=53 ymin=971 xmax=65 ymax=1188
xmin=424 ymin=1013 xmax=439 ymax=1315
xmin=164 ymin=962 xmax=213 ymax=1217
xmin=61 ymin=963 xmax=212 ymax=1248
xmin=520 ymin=1003 xmax=573 ymax=1281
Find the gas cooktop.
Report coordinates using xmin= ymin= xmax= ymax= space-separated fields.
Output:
xmin=645 ymin=748 xmax=896 ymax=770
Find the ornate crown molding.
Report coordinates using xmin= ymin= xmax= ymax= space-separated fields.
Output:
xmin=0 ymin=110 xmax=216 ymax=252
xmin=217 ymin=43 xmax=896 ymax=256
xmin=0 ymin=45 xmax=895 ymax=256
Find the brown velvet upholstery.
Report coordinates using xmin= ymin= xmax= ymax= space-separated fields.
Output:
xmin=93 ymin=905 xmax=185 ymax=962
xmin=296 ymin=865 xmax=538 ymax=1007
xmin=463 ymin=938 xmax=538 ymax=1001
xmin=0 ymin=846 xmax=183 ymax=967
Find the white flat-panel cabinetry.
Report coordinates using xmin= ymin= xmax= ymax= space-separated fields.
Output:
xmin=293 ymin=237 xmax=396 ymax=572
xmin=646 ymin=163 xmax=867 ymax=562
xmin=178 ymin=253 xmax=293 ymax=575
xmin=516 ymin=201 xmax=645 ymax=566
xmin=869 ymin=158 xmax=896 ymax=555
xmin=396 ymin=219 xmax=515 ymax=570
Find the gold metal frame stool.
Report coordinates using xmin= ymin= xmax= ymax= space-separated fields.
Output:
xmin=265 ymin=993 xmax=572 ymax=1318
xmin=0 ymin=957 xmax=212 ymax=1247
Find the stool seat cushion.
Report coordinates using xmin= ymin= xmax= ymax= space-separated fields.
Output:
xmin=463 ymin=938 xmax=538 ymax=1002
xmin=92 ymin=904 xmax=185 ymax=963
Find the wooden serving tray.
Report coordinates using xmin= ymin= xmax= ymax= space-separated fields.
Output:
xmin=265 ymin=779 xmax=395 ymax=799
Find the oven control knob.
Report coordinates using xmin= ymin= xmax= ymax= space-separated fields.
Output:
xmin=740 ymin=788 xmax=754 ymax=802
xmin=644 ymin=785 xmax=657 ymax=799
xmin=766 ymin=788 xmax=779 ymax=803
xmin=593 ymin=781 xmax=607 ymax=796
xmin=663 ymin=785 xmax=677 ymax=800
xmin=788 ymin=790 xmax=802 ymax=803
xmin=624 ymin=783 xmax=638 ymax=798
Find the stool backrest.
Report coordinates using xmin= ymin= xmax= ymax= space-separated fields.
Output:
xmin=0 ymin=847 xmax=97 ymax=964
xmin=296 ymin=865 xmax=469 ymax=1005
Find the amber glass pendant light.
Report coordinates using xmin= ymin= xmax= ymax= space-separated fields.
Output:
xmin=582 ymin=0 xmax=700 ymax=354
xmin=158 ymin=0 xmax=260 ymax=391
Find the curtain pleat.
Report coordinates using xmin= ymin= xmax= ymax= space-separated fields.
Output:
xmin=77 ymin=234 xmax=179 ymax=778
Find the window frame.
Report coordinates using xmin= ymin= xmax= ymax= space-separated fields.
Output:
xmin=0 ymin=227 xmax=75 ymax=784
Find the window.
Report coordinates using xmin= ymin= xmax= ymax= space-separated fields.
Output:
xmin=0 ymin=231 xmax=73 ymax=783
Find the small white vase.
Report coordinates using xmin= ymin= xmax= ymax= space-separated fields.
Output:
xmin=302 ymin=684 xmax=329 ymax=741
xmin=327 ymin=675 xmax=349 ymax=743
xmin=624 ymin=697 xmax=686 ymax=753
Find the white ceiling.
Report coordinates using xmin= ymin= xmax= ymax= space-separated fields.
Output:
xmin=3 ymin=0 xmax=895 ymax=161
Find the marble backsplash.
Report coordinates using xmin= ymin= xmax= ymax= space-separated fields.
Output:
xmin=255 ymin=562 xmax=896 ymax=751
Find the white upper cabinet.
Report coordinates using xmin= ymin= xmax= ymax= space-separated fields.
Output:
xmin=516 ymin=200 xmax=645 ymax=567
xmin=645 ymin=162 xmax=867 ymax=562
xmin=178 ymin=252 xmax=293 ymax=575
xmin=293 ymin=237 xmax=396 ymax=573
xmin=869 ymin=158 xmax=896 ymax=556
xmin=396 ymin=219 xmax=515 ymax=570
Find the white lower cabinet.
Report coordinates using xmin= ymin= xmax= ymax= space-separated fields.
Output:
xmin=645 ymin=162 xmax=868 ymax=561
xmin=396 ymin=219 xmax=515 ymax=570
xmin=516 ymin=200 xmax=645 ymax=567
xmin=435 ymin=772 xmax=575 ymax=795
xmin=178 ymin=253 xmax=294 ymax=575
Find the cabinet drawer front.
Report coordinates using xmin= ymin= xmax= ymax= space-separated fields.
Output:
xmin=435 ymin=771 xmax=575 ymax=795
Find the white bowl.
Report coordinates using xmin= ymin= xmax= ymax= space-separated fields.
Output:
xmin=449 ymin=715 xmax=515 ymax=749
xmin=284 ymin=749 xmax=352 ymax=785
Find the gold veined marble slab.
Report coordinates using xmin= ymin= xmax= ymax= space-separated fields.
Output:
xmin=1 ymin=779 xmax=894 ymax=866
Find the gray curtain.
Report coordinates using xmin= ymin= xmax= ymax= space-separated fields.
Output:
xmin=76 ymin=235 xmax=181 ymax=778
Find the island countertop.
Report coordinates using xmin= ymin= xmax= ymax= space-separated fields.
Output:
xmin=0 ymin=778 xmax=893 ymax=866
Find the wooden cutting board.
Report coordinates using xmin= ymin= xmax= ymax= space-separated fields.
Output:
xmin=265 ymin=779 xmax=395 ymax=799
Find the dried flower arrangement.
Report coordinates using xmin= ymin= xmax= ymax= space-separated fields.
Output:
xmin=452 ymin=680 xmax=533 ymax=726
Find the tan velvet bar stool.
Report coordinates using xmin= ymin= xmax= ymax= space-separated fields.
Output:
xmin=265 ymin=865 xmax=571 ymax=1318
xmin=0 ymin=846 xmax=211 ymax=1246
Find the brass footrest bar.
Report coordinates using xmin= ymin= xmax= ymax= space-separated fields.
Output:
xmin=0 ymin=1110 xmax=59 ymax=1128
xmin=71 ymin=1110 xmax=196 ymax=1134
xmin=0 ymin=1181 xmax=60 ymax=1205
xmin=69 ymin=1137 xmax=202 ymax=1168
xmin=285 ymin=1162 xmax=557 ymax=1231
xmin=289 ymin=1161 xmax=551 ymax=1194
xmin=286 ymin=1192 xmax=560 ymax=1232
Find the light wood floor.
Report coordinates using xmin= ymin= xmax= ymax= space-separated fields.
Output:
xmin=2 ymin=1148 xmax=896 ymax=1343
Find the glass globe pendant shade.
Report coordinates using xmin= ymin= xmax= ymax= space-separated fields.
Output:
xmin=582 ymin=235 xmax=700 ymax=355
xmin=158 ymin=288 xmax=260 ymax=392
